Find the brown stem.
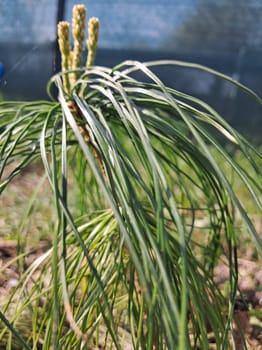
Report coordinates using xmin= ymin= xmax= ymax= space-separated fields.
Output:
xmin=67 ymin=100 xmax=106 ymax=181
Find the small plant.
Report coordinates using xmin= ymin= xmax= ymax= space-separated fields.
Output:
xmin=0 ymin=4 xmax=261 ymax=349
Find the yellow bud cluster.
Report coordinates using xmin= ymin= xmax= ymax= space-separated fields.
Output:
xmin=86 ymin=17 xmax=100 ymax=68
xmin=72 ymin=4 xmax=86 ymax=42
xmin=57 ymin=21 xmax=70 ymax=56
xmin=71 ymin=4 xmax=86 ymax=83
xmin=57 ymin=21 xmax=71 ymax=94
xmin=57 ymin=4 xmax=100 ymax=94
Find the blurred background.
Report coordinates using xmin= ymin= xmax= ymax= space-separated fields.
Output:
xmin=0 ymin=0 xmax=261 ymax=139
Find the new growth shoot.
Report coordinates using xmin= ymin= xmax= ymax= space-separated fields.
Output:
xmin=57 ymin=4 xmax=100 ymax=94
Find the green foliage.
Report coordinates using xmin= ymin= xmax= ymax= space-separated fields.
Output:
xmin=0 ymin=59 xmax=261 ymax=349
